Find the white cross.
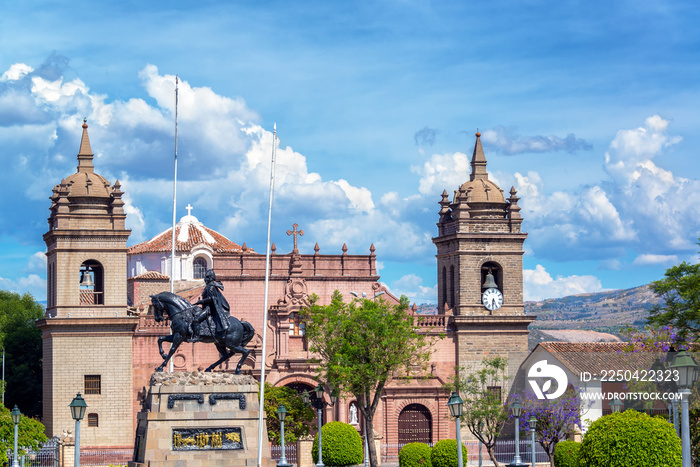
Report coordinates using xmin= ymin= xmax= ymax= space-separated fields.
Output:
xmin=186 ymin=204 xmax=193 ymax=216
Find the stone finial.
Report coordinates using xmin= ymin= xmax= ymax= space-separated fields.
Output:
xmin=314 ymin=243 xmax=320 ymax=255
xmin=242 ymin=242 xmax=248 ymax=251
xmin=77 ymin=118 xmax=95 ymax=174
xmin=470 ymin=130 xmax=488 ymax=182
xmin=369 ymin=243 xmax=376 ymax=255
xmin=412 ymin=303 xmax=418 ymax=312
xmin=342 ymin=243 xmax=348 ymax=255
xmin=271 ymin=242 xmax=277 ymax=254
xmin=507 ymin=186 xmax=521 ymax=219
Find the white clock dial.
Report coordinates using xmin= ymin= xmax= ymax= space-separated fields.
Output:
xmin=482 ymin=288 xmax=503 ymax=311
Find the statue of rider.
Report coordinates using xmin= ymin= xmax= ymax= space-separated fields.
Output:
xmin=191 ymin=269 xmax=230 ymax=341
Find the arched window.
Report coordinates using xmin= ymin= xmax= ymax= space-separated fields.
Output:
xmin=481 ymin=261 xmax=503 ymax=291
xmin=79 ymin=260 xmax=104 ymax=305
xmin=193 ymin=257 xmax=207 ymax=279
xmin=398 ymin=404 xmax=432 ymax=444
xmin=449 ymin=265 xmax=455 ymax=308
xmin=441 ymin=266 xmax=447 ymax=310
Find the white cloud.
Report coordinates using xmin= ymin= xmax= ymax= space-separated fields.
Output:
xmin=28 ymin=251 xmax=46 ymax=271
xmin=632 ymin=254 xmax=679 ymax=266
xmin=481 ymin=125 xmax=592 ymax=154
xmin=0 ymin=63 xmax=33 ymax=81
xmin=411 ymin=152 xmax=470 ymax=196
xmin=524 ymin=265 xmax=603 ymax=301
xmin=0 ymin=274 xmax=46 ymax=302
xmin=389 ymin=274 xmax=437 ymax=305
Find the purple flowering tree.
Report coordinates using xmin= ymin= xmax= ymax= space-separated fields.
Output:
xmin=516 ymin=386 xmax=581 ymax=467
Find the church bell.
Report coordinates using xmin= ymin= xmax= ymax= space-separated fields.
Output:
xmin=80 ymin=270 xmax=95 ymax=288
xmin=482 ymin=271 xmax=497 ymax=289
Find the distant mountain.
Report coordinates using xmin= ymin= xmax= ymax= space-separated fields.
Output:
xmin=416 ymin=285 xmax=663 ymax=348
xmin=524 ymin=284 xmax=660 ymax=334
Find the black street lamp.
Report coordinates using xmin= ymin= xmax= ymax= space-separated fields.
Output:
xmin=507 ymin=400 xmax=525 ymax=467
xmin=529 ymin=416 xmax=537 ymax=467
xmin=276 ymin=405 xmax=290 ymax=467
xmin=670 ymin=350 xmax=700 ymax=467
xmin=447 ymin=391 xmax=464 ymax=467
xmin=70 ymin=393 xmax=88 ymax=467
xmin=11 ymin=405 xmax=21 ymax=467
xmin=302 ymin=384 xmax=337 ymax=467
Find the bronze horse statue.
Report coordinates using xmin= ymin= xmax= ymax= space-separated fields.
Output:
xmin=150 ymin=291 xmax=255 ymax=373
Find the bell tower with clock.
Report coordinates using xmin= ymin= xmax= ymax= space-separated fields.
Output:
xmin=433 ymin=131 xmax=535 ymax=385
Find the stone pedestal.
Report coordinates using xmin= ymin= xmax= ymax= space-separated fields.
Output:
xmin=129 ymin=372 xmax=274 ymax=467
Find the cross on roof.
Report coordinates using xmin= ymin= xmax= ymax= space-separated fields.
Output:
xmin=186 ymin=204 xmax=193 ymax=216
xmin=286 ymin=223 xmax=304 ymax=253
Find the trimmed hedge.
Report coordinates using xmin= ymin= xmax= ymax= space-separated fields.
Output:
xmin=430 ymin=439 xmax=468 ymax=467
xmin=553 ymin=440 xmax=580 ymax=467
xmin=578 ymin=410 xmax=680 ymax=467
xmin=399 ymin=442 xmax=432 ymax=467
xmin=311 ymin=421 xmax=363 ymax=466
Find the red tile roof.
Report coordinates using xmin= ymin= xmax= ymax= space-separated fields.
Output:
xmin=128 ymin=271 xmax=170 ymax=281
xmin=128 ymin=218 xmax=256 ymax=255
xmin=537 ymin=342 xmax=662 ymax=376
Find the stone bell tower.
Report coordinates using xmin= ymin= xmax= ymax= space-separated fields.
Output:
xmin=37 ymin=120 xmax=138 ymax=447
xmin=433 ymin=131 xmax=534 ymax=387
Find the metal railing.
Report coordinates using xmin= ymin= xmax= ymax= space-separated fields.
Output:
xmin=270 ymin=444 xmax=298 ymax=465
xmin=78 ymin=448 xmax=132 ymax=466
xmin=6 ymin=437 xmax=59 ymax=467
xmin=379 ymin=439 xmax=549 ymax=466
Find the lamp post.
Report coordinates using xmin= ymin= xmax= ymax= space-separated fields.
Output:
xmin=11 ymin=405 xmax=21 ymax=467
xmin=670 ymin=350 xmax=700 ymax=467
xmin=528 ymin=416 xmax=537 ymax=467
xmin=70 ymin=393 xmax=88 ymax=467
xmin=363 ymin=402 xmax=369 ymax=467
xmin=507 ymin=400 xmax=524 ymax=467
xmin=302 ymin=384 xmax=337 ymax=467
xmin=447 ymin=391 xmax=464 ymax=467
xmin=609 ymin=396 xmax=623 ymax=414
xmin=277 ymin=405 xmax=290 ymax=467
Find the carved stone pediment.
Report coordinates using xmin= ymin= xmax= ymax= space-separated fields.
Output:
xmin=277 ymin=278 xmax=309 ymax=308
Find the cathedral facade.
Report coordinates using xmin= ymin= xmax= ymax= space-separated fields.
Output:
xmin=38 ymin=123 xmax=532 ymax=450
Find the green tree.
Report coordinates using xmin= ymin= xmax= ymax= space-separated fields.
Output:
xmin=301 ymin=291 xmax=434 ymax=467
xmin=0 ymin=404 xmax=48 ymax=463
xmin=646 ymin=258 xmax=700 ymax=343
xmin=0 ymin=291 xmax=44 ymax=416
xmin=447 ymin=357 xmax=510 ymax=467
xmin=261 ymin=383 xmax=315 ymax=444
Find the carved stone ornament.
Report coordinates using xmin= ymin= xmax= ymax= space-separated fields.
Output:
xmin=277 ymin=278 xmax=309 ymax=306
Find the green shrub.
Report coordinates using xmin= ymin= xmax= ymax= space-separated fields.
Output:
xmin=578 ymin=410 xmax=680 ymax=467
xmin=553 ymin=440 xmax=580 ymax=467
xmin=399 ymin=442 xmax=432 ymax=467
xmin=430 ymin=439 xmax=468 ymax=467
xmin=312 ymin=421 xmax=363 ymax=466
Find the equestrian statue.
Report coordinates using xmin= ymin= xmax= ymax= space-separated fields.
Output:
xmin=150 ymin=269 xmax=255 ymax=373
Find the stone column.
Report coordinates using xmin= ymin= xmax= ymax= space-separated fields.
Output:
xmin=296 ymin=436 xmax=314 ymax=467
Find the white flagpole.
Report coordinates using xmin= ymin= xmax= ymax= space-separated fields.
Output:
xmin=170 ymin=75 xmax=179 ymax=293
xmin=257 ymin=124 xmax=277 ymax=467
xmin=169 ymin=76 xmax=179 ymax=373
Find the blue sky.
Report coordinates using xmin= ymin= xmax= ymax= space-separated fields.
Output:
xmin=1 ymin=0 xmax=699 ymax=304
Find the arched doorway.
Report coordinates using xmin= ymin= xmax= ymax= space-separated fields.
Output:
xmin=398 ymin=404 xmax=432 ymax=444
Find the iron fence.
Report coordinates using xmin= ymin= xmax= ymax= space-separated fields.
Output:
xmin=6 ymin=437 xmax=59 ymax=467
xmin=270 ymin=443 xmax=298 ymax=465
xmin=78 ymin=448 xmax=132 ymax=466
xmin=379 ymin=439 xmax=549 ymax=466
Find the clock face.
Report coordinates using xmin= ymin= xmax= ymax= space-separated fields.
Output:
xmin=482 ymin=288 xmax=503 ymax=311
